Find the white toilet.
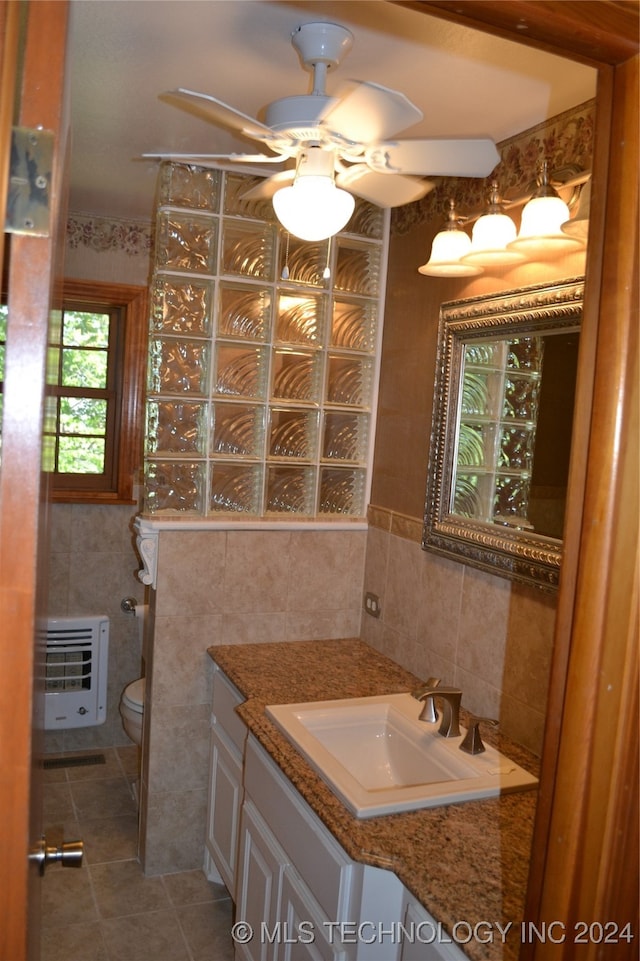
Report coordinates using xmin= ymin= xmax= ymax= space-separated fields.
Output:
xmin=119 ymin=677 xmax=145 ymax=746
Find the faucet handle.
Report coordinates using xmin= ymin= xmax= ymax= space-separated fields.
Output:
xmin=460 ymin=716 xmax=498 ymax=755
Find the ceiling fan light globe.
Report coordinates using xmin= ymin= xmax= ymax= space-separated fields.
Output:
xmin=273 ymin=176 xmax=355 ymax=241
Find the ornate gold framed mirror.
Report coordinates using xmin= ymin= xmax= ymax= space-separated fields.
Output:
xmin=422 ymin=277 xmax=583 ymax=591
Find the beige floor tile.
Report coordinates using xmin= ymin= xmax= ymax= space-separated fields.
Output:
xmin=41 ymin=863 xmax=98 ymax=927
xmin=62 ymin=748 xmax=121 ymax=781
xmin=89 ymin=859 xmax=171 ymax=919
xmin=100 ymin=909 xmax=191 ymax=961
xmin=70 ymin=777 xmax=137 ymax=820
xmin=115 ymin=743 xmax=141 ymax=779
xmin=162 ymin=868 xmax=228 ymax=906
xmin=40 ymin=921 xmax=108 ymax=961
xmin=176 ymin=899 xmax=235 ymax=961
xmin=80 ymin=814 xmax=139 ymax=864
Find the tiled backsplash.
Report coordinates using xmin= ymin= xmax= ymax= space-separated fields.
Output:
xmin=362 ymin=507 xmax=556 ymax=755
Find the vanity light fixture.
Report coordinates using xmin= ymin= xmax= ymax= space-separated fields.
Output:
xmin=418 ymin=200 xmax=482 ymax=277
xmin=460 ymin=182 xmax=526 ymax=268
xmin=272 ymin=146 xmax=355 ymax=242
xmin=507 ymin=161 xmax=584 ymax=257
xmin=418 ymin=166 xmax=590 ymax=278
xmin=561 ymin=176 xmax=591 ymax=241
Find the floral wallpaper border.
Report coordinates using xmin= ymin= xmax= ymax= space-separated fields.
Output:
xmin=65 ymin=99 xmax=595 ymax=252
xmin=391 ymin=98 xmax=595 ymax=236
xmin=66 ymin=214 xmax=153 ymax=257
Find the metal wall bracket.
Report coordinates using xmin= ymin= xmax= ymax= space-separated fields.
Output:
xmin=5 ymin=126 xmax=53 ymax=236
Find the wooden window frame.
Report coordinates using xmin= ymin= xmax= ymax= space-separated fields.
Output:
xmin=51 ymin=279 xmax=148 ymax=504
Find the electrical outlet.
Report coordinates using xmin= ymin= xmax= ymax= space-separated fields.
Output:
xmin=364 ymin=591 xmax=381 ymax=618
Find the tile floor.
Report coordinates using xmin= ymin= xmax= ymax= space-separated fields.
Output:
xmin=41 ymin=746 xmax=235 ymax=961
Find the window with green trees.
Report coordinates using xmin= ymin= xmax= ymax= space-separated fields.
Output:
xmin=46 ymin=305 xmax=118 ymax=477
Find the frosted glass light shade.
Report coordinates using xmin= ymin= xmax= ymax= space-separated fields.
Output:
xmin=418 ymin=226 xmax=482 ymax=276
xmin=461 ymin=212 xmax=525 ymax=266
xmin=273 ymin=176 xmax=355 ymax=242
xmin=562 ymin=180 xmax=591 ymax=241
xmin=508 ymin=195 xmax=584 ymax=256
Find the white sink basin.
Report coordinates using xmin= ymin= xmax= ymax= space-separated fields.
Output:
xmin=266 ymin=693 xmax=537 ymax=818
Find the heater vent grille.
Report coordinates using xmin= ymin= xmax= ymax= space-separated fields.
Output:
xmin=44 ymin=616 xmax=109 ymax=730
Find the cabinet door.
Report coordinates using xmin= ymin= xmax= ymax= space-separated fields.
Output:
xmin=236 ymin=800 xmax=287 ymax=961
xmin=206 ymin=723 xmax=244 ymax=894
xmin=279 ymin=867 xmax=350 ymax=961
xmin=400 ymin=896 xmax=468 ymax=961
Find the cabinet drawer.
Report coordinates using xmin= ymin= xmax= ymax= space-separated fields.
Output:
xmin=245 ymin=735 xmax=358 ymax=924
xmin=213 ymin=667 xmax=246 ymax=752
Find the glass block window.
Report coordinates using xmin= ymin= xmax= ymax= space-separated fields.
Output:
xmin=144 ymin=164 xmax=388 ymax=518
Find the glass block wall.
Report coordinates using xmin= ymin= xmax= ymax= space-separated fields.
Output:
xmin=144 ymin=163 xmax=388 ymax=518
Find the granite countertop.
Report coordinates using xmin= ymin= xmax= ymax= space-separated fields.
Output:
xmin=208 ymin=638 xmax=539 ymax=961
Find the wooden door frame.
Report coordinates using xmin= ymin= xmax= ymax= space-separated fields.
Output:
xmin=0 ymin=2 xmax=69 ymax=959
xmin=400 ymin=1 xmax=639 ymax=954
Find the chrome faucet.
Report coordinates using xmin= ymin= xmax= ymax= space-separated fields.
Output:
xmin=416 ymin=685 xmax=462 ymax=737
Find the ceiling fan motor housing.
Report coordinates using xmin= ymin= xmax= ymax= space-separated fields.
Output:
xmin=291 ymin=22 xmax=354 ymax=70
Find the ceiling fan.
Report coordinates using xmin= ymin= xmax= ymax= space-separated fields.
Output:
xmin=147 ymin=22 xmax=500 ymax=239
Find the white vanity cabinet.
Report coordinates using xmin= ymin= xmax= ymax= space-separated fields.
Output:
xmin=204 ymin=666 xmax=247 ymax=895
xmin=206 ymin=665 xmax=469 ymax=961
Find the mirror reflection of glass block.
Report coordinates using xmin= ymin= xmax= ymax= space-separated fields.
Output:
xmin=218 ymin=284 xmax=271 ymax=341
xmin=156 ymin=211 xmax=218 ymax=274
xmin=212 ymin=403 xmax=265 ymax=457
xmin=331 ymin=298 xmax=377 ymax=352
xmin=334 ymin=241 xmax=381 ymax=296
xmin=221 ymin=220 xmax=275 ymax=279
xmin=322 ymin=412 xmax=368 ymax=462
xmin=152 ymin=276 xmax=213 ymax=337
xmin=210 ymin=463 xmax=263 ymax=514
xmin=146 ymin=400 xmax=208 ymax=456
xmin=266 ymin=466 xmax=314 ymax=514
xmin=144 ymin=460 xmax=205 ymax=513
xmin=158 ymin=163 xmax=221 ymax=211
xmin=214 ymin=346 xmax=267 ymax=399
xmin=148 ymin=339 xmax=210 ymax=395
xmin=319 ymin=467 xmax=365 ymax=515
xmin=493 ymin=475 xmax=530 ymax=519
xmin=276 ymin=292 xmax=325 ymax=346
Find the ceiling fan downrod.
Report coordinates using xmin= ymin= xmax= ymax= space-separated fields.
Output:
xmin=290 ymin=22 xmax=354 ymax=97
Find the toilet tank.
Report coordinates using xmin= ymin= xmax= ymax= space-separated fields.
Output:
xmin=44 ymin=615 xmax=109 ymax=729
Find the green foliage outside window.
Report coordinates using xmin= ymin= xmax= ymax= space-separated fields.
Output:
xmin=53 ymin=309 xmax=113 ymax=474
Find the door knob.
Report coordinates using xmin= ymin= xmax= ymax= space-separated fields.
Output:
xmin=29 ymin=836 xmax=84 ymax=876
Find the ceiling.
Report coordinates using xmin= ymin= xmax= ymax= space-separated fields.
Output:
xmin=66 ymin=0 xmax=597 ymax=223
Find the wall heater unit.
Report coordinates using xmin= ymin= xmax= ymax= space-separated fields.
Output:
xmin=45 ymin=616 xmax=109 ymax=730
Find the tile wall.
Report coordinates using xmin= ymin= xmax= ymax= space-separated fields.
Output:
xmin=361 ymin=512 xmax=556 ymax=755
xmin=45 ymin=503 xmax=145 ymax=754
xmin=138 ymin=526 xmax=366 ymax=875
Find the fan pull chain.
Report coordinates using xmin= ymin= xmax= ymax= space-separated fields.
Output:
xmin=323 ymin=236 xmax=332 ymax=280
xmin=281 ymin=231 xmax=290 ymax=280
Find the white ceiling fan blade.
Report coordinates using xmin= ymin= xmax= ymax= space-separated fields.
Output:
xmin=321 ymin=80 xmax=423 ymax=145
xmin=142 ymin=152 xmax=284 ymax=164
xmin=365 ymin=139 xmax=500 ymax=178
xmin=159 ymin=88 xmax=274 ymax=142
xmin=240 ymin=171 xmax=296 ymax=201
xmin=336 ymin=166 xmax=433 ymax=207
